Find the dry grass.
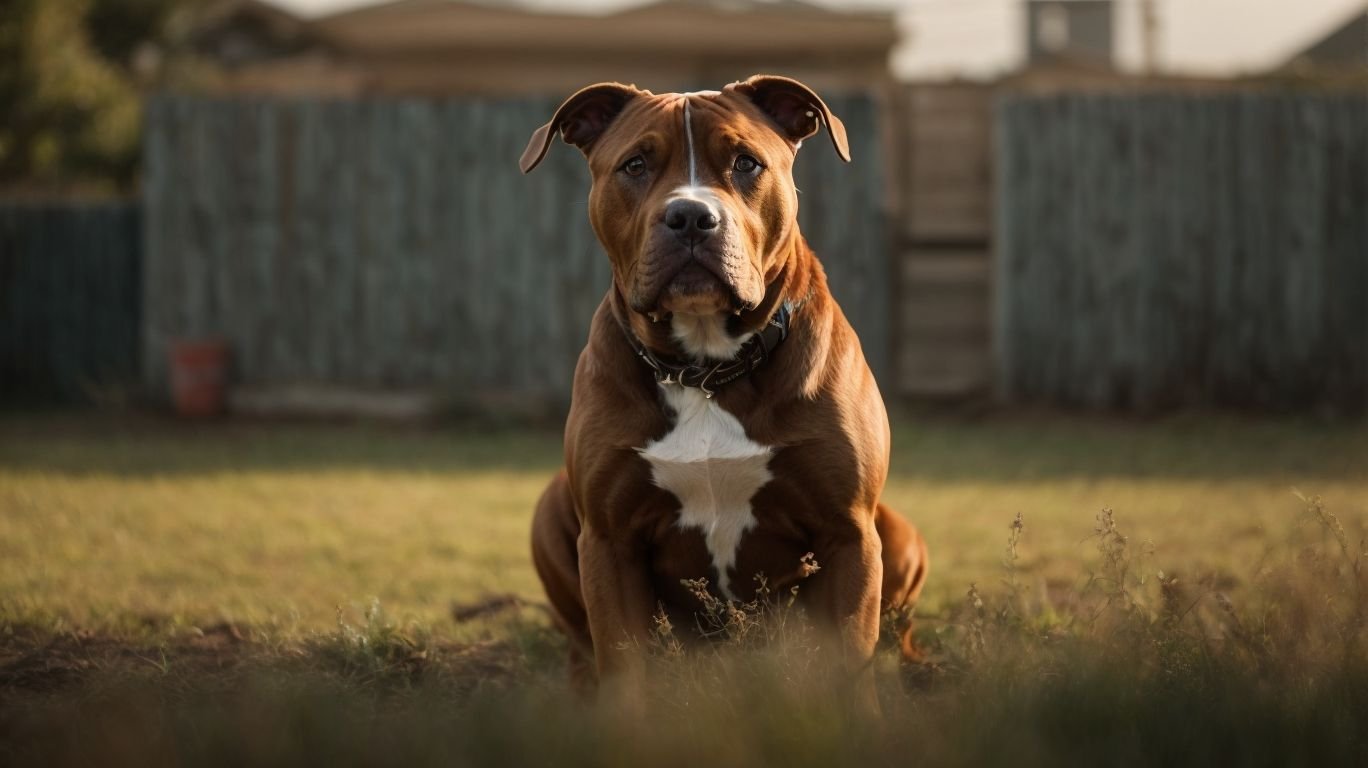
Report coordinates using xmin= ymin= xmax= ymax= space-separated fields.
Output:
xmin=1 ymin=409 xmax=1367 ymax=766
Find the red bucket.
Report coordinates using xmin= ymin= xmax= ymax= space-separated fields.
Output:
xmin=169 ymin=339 xmax=229 ymax=418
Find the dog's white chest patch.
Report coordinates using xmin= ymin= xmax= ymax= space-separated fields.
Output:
xmin=639 ymin=385 xmax=772 ymax=599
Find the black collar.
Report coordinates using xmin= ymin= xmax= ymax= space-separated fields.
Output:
xmin=620 ymin=299 xmax=802 ymax=399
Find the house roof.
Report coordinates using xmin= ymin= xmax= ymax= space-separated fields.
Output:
xmin=187 ymin=0 xmax=325 ymax=63
xmin=191 ymin=0 xmax=315 ymax=40
xmin=310 ymin=0 xmax=896 ymax=58
xmin=1281 ymin=5 xmax=1368 ymax=70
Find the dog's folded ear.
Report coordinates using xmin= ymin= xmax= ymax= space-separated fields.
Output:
xmin=520 ymin=83 xmax=641 ymax=173
xmin=727 ymin=75 xmax=851 ymax=163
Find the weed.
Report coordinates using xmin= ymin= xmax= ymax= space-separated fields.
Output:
xmin=314 ymin=599 xmax=430 ymax=685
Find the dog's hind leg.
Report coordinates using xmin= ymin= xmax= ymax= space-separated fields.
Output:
xmin=875 ymin=503 xmax=929 ymax=661
xmin=531 ymin=470 xmax=595 ymax=690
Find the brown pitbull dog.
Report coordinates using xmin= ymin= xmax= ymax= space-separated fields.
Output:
xmin=522 ymin=75 xmax=928 ymax=709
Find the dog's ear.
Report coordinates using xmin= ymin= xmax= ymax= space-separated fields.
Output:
xmin=727 ymin=75 xmax=850 ymax=163
xmin=520 ymin=83 xmax=640 ymax=173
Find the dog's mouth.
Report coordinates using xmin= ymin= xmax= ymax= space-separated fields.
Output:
xmin=640 ymin=250 xmax=760 ymax=318
xmin=657 ymin=262 xmax=736 ymax=316
xmin=631 ymin=242 xmax=760 ymax=321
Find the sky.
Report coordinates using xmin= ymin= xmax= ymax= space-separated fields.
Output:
xmin=269 ymin=0 xmax=1368 ymax=80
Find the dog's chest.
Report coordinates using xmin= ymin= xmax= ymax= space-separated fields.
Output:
xmin=638 ymin=385 xmax=773 ymax=599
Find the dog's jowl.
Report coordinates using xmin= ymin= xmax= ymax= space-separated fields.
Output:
xmin=523 ymin=75 xmax=928 ymax=710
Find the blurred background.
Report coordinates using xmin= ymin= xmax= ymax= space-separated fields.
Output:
xmin=2 ymin=9 xmax=1367 ymax=762
xmin=2 ymin=0 xmax=1365 ymax=417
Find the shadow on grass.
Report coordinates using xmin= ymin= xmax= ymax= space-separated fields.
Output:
xmin=1 ymin=408 xmax=1365 ymax=482
xmin=887 ymin=408 xmax=1368 ymax=483
xmin=0 ymin=410 xmax=567 ymax=477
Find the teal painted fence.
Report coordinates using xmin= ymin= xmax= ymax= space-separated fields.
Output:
xmin=0 ymin=202 xmax=141 ymax=403
xmin=141 ymin=95 xmax=888 ymax=399
xmin=996 ymin=93 xmax=1368 ymax=411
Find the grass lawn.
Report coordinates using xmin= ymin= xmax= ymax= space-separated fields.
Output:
xmin=2 ymin=410 xmax=1364 ymax=631
xmin=1 ymin=409 xmax=1366 ymax=765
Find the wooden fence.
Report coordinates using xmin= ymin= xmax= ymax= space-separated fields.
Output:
xmin=996 ymin=93 xmax=1368 ymax=411
xmin=892 ymin=84 xmax=993 ymax=397
xmin=141 ymin=95 xmax=887 ymax=400
xmin=0 ymin=202 xmax=141 ymax=403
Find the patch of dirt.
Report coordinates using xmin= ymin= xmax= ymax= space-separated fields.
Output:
xmin=0 ymin=623 xmax=254 ymax=695
xmin=0 ymin=621 xmax=537 ymax=704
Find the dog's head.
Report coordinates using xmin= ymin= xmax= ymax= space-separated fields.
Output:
xmin=521 ymin=75 xmax=849 ymax=329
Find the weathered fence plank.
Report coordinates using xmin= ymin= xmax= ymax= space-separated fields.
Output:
xmin=996 ymin=92 xmax=1368 ymax=411
xmin=0 ymin=202 xmax=141 ymax=403
xmin=141 ymin=94 xmax=888 ymax=401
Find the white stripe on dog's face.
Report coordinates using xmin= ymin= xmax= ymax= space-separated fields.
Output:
xmin=683 ymin=97 xmax=698 ymax=187
xmin=679 ymin=93 xmax=722 ymax=191
xmin=670 ymin=97 xmax=721 ymax=209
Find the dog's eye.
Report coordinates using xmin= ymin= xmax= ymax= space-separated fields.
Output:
xmin=733 ymin=155 xmax=762 ymax=174
xmin=622 ymin=155 xmax=646 ymax=176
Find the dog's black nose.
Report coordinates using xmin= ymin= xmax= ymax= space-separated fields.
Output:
xmin=664 ymin=198 xmax=719 ymax=244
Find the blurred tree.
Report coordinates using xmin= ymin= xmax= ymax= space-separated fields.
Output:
xmin=87 ymin=0 xmax=183 ymax=66
xmin=0 ymin=0 xmax=207 ymax=195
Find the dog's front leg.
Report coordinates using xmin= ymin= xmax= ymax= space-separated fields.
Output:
xmin=809 ymin=522 xmax=885 ymax=715
xmin=578 ymin=523 xmax=655 ymax=707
